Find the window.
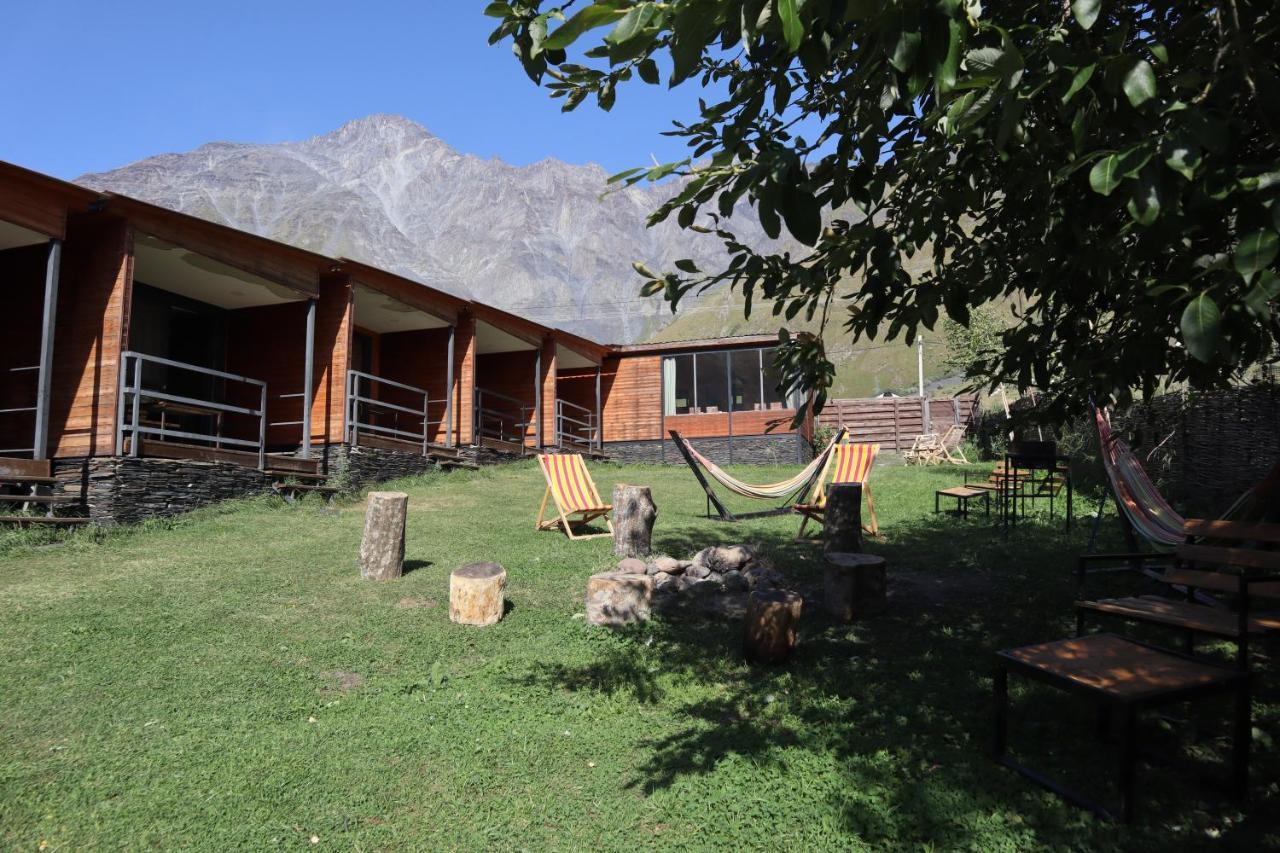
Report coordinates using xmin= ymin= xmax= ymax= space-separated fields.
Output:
xmin=663 ymin=346 xmax=797 ymax=416
xmin=730 ymin=349 xmax=763 ymax=411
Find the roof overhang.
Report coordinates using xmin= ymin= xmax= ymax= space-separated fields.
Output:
xmin=132 ymin=234 xmax=307 ymax=310
xmin=609 ymin=334 xmax=780 ymax=357
xmin=353 ymin=283 xmax=450 ymax=334
xmin=0 ymin=160 xmax=102 ymax=241
xmin=340 ymin=259 xmax=464 ymax=327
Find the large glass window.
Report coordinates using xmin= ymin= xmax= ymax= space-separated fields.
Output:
xmin=731 ymin=349 xmax=763 ymax=411
xmin=663 ymin=346 xmax=797 ymax=416
xmin=695 ymin=352 xmax=729 ymax=413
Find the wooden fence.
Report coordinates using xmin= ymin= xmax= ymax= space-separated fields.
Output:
xmin=816 ymin=393 xmax=981 ymax=450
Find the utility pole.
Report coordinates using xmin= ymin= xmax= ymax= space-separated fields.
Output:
xmin=916 ymin=336 xmax=925 ymax=398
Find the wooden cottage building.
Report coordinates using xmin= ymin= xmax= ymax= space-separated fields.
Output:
xmin=1 ymin=159 xmax=814 ymax=524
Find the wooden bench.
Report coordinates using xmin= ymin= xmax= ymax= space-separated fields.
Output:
xmin=1077 ymin=519 xmax=1280 ymax=669
xmin=995 ymin=633 xmax=1250 ymax=822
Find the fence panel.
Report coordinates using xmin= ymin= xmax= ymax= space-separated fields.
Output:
xmin=816 ymin=393 xmax=980 ymax=449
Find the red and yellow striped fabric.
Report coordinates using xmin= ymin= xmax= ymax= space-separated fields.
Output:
xmin=539 ymin=453 xmax=606 ymax=513
xmin=816 ymin=443 xmax=879 ymax=507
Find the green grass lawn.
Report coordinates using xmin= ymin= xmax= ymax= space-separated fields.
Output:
xmin=0 ymin=460 xmax=1275 ymax=850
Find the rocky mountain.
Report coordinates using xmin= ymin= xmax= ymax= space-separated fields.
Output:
xmin=76 ymin=114 xmax=777 ymax=343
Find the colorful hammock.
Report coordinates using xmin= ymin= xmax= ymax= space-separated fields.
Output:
xmin=669 ymin=427 xmax=846 ymax=521
xmin=1095 ymin=408 xmax=1185 ymax=549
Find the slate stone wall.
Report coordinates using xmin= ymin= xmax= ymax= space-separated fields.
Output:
xmin=605 ymin=433 xmax=812 ymax=466
xmin=330 ymin=444 xmax=439 ymax=493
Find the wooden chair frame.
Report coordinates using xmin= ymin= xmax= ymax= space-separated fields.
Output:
xmin=794 ymin=444 xmax=880 ymax=540
xmin=535 ymin=454 xmax=614 ymax=541
xmin=903 ymin=433 xmax=941 ymax=466
xmin=937 ymin=424 xmax=969 ymax=465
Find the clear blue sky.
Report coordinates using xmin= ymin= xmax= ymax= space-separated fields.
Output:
xmin=0 ymin=1 xmax=707 ymax=179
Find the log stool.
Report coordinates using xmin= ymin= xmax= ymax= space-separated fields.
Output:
xmin=823 ymin=552 xmax=887 ymax=621
xmin=449 ymin=562 xmax=507 ymax=627
xmin=612 ymin=484 xmax=657 ymax=558
xmin=360 ymin=491 xmax=408 ymax=581
xmin=586 ymin=571 xmax=653 ymax=627
xmin=744 ymin=589 xmax=803 ymax=664
xmin=995 ymin=633 xmax=1250 ymax=822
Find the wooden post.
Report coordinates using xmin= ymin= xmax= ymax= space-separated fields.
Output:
xmin=449 ymin=562 xmax=507 ymax=626
xmin=33 ymin=239 xmax=61 ymax=461
xmin=824 ymin=552 xmax=887 ymax=621
xmin=744 ymin=589 xmax=803 ymax=664
xmin=823 ymin=483 xmax=863 ymax=555
xmin=359 ymin=491 xmax=408 ymax=581
xmin=612 ymin=483 xmax=656 ymax=558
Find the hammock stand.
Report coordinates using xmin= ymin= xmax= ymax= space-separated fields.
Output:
xmin=669 ymin=427 xmax=846 ymax=522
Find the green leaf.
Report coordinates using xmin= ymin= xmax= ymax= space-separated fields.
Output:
xmin=1244 ymin=270 xmax=1280 ymax=318
xmin=1234 ymin=230 xmax=1279 ymax=277
xmin=1089 ymin=154 xmax=1123 ymax=196
xmin=544 ymin=5 xmax=626 ymax=51
xmin=1125 ymin=168 xmax=1162 ymax=226
xmin=637 ymin=58 xmax=660 ymax=85
xmin=937 ymin=18 xmax=964 ymax=92
xmin=777 ymin=0 xmax=804 ymax=53
xmin=1180 ymin=292 xmax=1220 ymax=363
xmin=963 ymin=46 xmax=1003 ymax=80
xmin=1122 ymin=59 xmax=1157 ymax=108
xmin=1072 ymin=0 xmax=1101 ymax=30
xmin=674 ymin=258 xmax=701 ymax=273
xmin=607 ymin=3 xmax=656 ymax=45
xmin=889 ymin=28 xmax=921 ymax=73
xmin=1161 ymin=132 xmax=1201 ymax=180
xmin=607 ymin=166 xmax=644 ymax=184
xmin=779 ymin=186 xmax=822 ymax=246
xmin=1062 ymin=63 xmax=1095 ymax=104
xmin=483 ymin=2 xmax=512 ymax=18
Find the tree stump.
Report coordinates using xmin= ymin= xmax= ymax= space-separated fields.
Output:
xmin=586 ymin=571 xmax=653 ymax=627
xmin=824 ymin=552 xmax=887 ymax=621
xmin=743 ymin=588 xmax=803 ymax=664
xmin=823 ymin=483 xmax=863 ymax=555
xmin=612 ymin=484 xmax=657 ymax=558
xmin=449 ymin=562 xmax=507 ymax=626
xmin=359 ymin=491 xmax=408 ymax=581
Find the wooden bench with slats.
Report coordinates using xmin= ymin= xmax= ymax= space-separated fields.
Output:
xmin=1076 ymin=519 xmax=1280 ymax=669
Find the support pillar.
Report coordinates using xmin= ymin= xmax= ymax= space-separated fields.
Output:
xmin=33 ymin=239 xmax=61 ymax=460
xmin=445 ymin=323 xmax=455 ymax=447
xmin=301 ymin=298 xmax=315 ymax=459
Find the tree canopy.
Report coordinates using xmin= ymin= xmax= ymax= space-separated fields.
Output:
xmin=487 ymin=0 xmax=1280 ymax=421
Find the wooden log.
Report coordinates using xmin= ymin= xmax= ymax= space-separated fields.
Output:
xmin=586 ymin=571 xmax=653 ymax=627
xmin=359 ymin=491 xmax=408 ymax=581
xmin=823 ymin=552 xmax=888 ymax=621
xmin=449 ymin=562 xmax=507 ymax=626
xmin=823 ymin=483 xmax=863 ymax=555
xmin=612 ymin=483 xmax=657 ymax=558
xmin=743 ymin=589 xmax=803 ymax=664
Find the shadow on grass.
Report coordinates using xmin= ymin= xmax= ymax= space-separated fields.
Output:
xmin=513 ymin=508 xmax=1278 ymax=848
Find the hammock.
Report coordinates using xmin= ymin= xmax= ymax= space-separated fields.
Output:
xmin=669 ymin=427 xmax=845 ymax=521
xmin=1095 ymin=408 xmax=1184 ymax=549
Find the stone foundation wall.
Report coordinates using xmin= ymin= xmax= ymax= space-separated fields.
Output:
xmin=53 ymin=456 xmax=275 ymax=525
xmin=328 ymin=444 xmax=440 ymax=493
xmin=605 ymin=433 xmax=812 ymax=466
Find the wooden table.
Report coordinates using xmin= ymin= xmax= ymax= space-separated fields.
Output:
xmin=935 ymin=486 xmax=990 ymax=518
xmin=994 ymin=633 xmax=1250 ymax=822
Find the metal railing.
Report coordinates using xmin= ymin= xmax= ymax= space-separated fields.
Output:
xmin=345 ymin=369 xmax=431 ymax=455
xmin=116 ymin=351 xmax=268 ymax=469
xmin=555 ymin=398 xmax=598 ymax=452
xmin=473 ymin=388 xmax=534 ymax=448
xmin=0 ymin=365 xmax=39 ymax=455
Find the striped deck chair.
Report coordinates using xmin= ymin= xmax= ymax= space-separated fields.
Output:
xmin=536 ymin=453 xmax=613 ymax=540
xmin=793 ymin=442 xmax=880 ymax=540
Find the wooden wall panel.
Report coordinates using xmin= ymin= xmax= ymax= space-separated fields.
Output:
xmin=48 ymin=217 xmax=131 ymax=458
xmin=311 ymin=274 xmax=352 ymax=446
xmin=539 ymin=337 xmax=556 ymax=445
xmin=0 ymin=179 xmax=68 ymax=239
xmin=0 ymin=245 xmax=48 ymax=453
xmin=600 ymin=355 xmax=662 ymax=441
xmin=378 ymin=327 xmax=452 ymax=444
xmin=476 ymin=350 xmax=539 ymax=439
xmin=226 ymin=301 xmax=311 ymax=448
xmin=455 ymin=313 xmax=475 ymax=445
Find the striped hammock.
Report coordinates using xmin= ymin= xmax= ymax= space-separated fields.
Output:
xmin=679 ymin=434 xmax=840 ymax=501
xmin=1095 ymin=409 xmax=1184 ymax=549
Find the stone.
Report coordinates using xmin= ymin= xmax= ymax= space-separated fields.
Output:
xmin=694 ymin=544 xmax=756 ymax=573
xmin=684 ymin=563 xmax=711 ymax=580
xmin=652 ymin=556 xmax=682 ymax=575
xmin=723 ymin=570 xmax=750 ymax=593
xmin=586 ymin=572 xmax=654 ymax=627
xmin=359 ymin=491 xmax=408 ymax=581
xmin=742 ymin=565 xmax=784 ymax=591
xmin=652 ymin=571 xmax=676 ymax=591
xmin=449 ymin=562 xmax=507 ymax=626
xmin=703 ymin=571 xmax=725 ymax=586
xmin=617 ymin=557 xmax=648 ymax=574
